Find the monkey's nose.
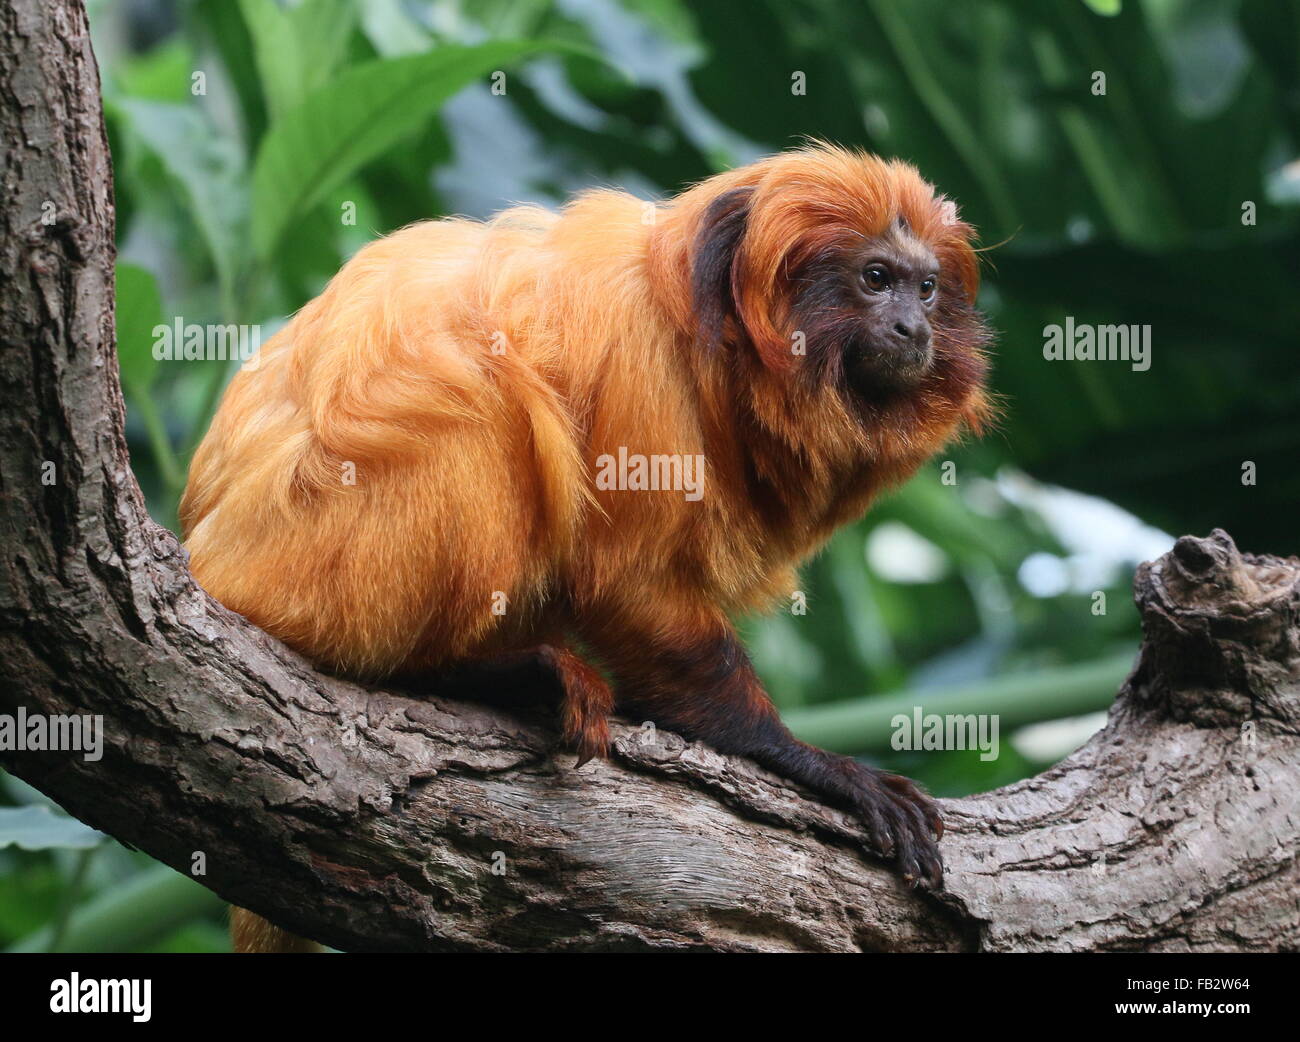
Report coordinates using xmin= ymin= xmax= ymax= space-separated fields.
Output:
xmin=891 ymin=321 xmax=931 ymax=353
xmin=883 ymin=319 xmax=933 ymax=375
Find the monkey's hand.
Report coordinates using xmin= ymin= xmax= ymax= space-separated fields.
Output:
xmin=836 ymin=757 xmax=944 ymax=889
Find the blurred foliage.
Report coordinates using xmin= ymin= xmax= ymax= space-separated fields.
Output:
xmin=4 ymin=0 xmax=1296 ymax=951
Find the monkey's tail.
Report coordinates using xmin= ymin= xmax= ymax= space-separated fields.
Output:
xmin=230 ymin=907 xmax=323 ymax=953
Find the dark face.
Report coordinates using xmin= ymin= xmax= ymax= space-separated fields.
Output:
xmin=692 ymin=190 xmax=971 ymax=409
xmin=847 ymin=222 xmax=939 ymax=394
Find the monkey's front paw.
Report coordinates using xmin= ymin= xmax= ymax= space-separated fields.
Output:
xmin=848 ymin=765 xmax=944 ymax=889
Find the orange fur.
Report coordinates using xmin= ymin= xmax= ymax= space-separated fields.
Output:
xmin=230 ymin=906 xmax=322 ymax=953
xmin=182 ymin=143 xmax=988 ymax=681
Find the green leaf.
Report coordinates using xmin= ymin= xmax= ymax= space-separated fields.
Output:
xmin=114 ymin=99 xmax=250 ymax=311
xmin=1082 ymin=0 xmax=1122 ymax=15
xmin=616 ymin=0 xmax=701 ymax=46
xmin=6 ymin=865 xmax=223 ymax=953
xmin=192 ymin=0 xmax=269 ymax=147
xmin=114 ymin=262 xmax=184 ymax=493
xmin=288 ymin=0 xmax=359 ymax=96
xmin=358 ymin=0 xmax=434 ymax=56
xmin=113 ymin=37 xmax=195 ymax=103
xmin=250 ymin=40 xmax=587 ymax=260
xmin=238 ymin=0 xmax=298 ymax=121
xmin=0 ymin=864 xmax=64 ymax=943
xmin=239 ymin=0 xmax=357 ymax=121
xmin=114 ymin=262 xmax=164 ymax=396
xmin=0 ymin=806 xmax=105 ymax=852
xmin=868 ymin=0 xmax=1020 ymax=234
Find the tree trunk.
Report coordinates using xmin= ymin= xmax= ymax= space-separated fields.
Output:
xmin=0 ymin=0 xmax=1296 ymax=952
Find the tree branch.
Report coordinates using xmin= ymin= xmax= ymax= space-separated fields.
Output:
xmin=1 ymin=0 xmax=1296 ymax=952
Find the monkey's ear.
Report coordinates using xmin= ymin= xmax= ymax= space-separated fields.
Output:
xmin=691 ymin=186 xmax=753 ymax=350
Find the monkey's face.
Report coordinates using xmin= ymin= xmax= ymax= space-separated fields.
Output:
xmin=837 ymin=221 xmax=941 ymax=397
xmin=690 ymin=148 xmax=989 ymax=418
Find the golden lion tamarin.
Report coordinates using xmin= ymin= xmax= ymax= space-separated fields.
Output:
xmin=181 ymin=143 xmax=992 ymax=950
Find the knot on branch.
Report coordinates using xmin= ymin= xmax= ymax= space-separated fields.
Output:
xmin=1130 ymin=529 xmax=1300 ymax=727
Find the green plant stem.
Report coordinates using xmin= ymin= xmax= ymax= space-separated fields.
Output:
xmin=783 ymin=649 xmax=1136 ymax=754
xmin=129 ymin=387 xmax=184 ymax=494
xmin=185 ymin=358 xmax=233 ymax=461
xmin=183 ymin=263 xmax=255 ymax=464
xmin=47 ymin=846 xmax=97 ymax=952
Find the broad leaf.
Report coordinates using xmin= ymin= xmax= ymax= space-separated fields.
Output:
xmin=238 ymin=0 xmax=357 ymax=121
xmin=193 ymin=0 xmax=268 ymax=147
xmin=115 ymin=99 xmax=250 ymax=306
xmin=250 ymin=40 xmax=590 ymax=259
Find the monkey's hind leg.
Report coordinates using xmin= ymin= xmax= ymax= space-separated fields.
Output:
xmin=539 ymin=644 xmax=614 ymax=767
xmin=413 ymin=644 xmax=612 ymax=765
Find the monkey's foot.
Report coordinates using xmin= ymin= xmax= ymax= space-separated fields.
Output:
xmin=536 ymin=644 xmax=614 ymax=769
xmin=565 ymin=714 xmax=611 ymax=769
xmin=841 ymin=760 xmax=944 ymax=889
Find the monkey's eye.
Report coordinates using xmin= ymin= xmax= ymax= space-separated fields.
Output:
xmin=863 ymin=266 xmax=890 ymax=292
xmin=920 ymin=277 xmax=937 ymax=301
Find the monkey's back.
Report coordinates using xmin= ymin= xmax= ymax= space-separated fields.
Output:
xmin=181 ymin=215 xmax=594 ymax=676
xmin=182 ymin=187 xmax=795 ymax=678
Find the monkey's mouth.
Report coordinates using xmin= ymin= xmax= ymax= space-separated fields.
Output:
xmin=847 ymin=340 xmax=933 ymax=396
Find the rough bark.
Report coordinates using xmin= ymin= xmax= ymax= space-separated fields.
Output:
xmin=1 ymin=0 xmax=1296 ymax=952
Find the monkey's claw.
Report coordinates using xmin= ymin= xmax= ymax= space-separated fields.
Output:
xmin=848 ymin=765 xmax=944 ymax=889
xmin=566 ymin=723 xmax=610 ymax=771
